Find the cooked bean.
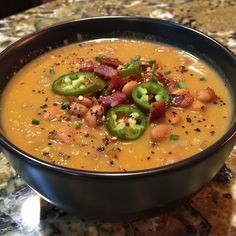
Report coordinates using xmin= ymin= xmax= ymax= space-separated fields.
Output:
xmin=172 ymin=88 xmax=190 ymax=96
xmin=67 ymin=96 xmax=78 ymax=102
xmin=84 ymin=105 xmax=104 ymax=128
xmin=151 ymin=124 xmax=169 ymax=142
xmin=178 ymin=56 xmax=193 ymax=67
xmin=56 ymin=126 xmax=75 ymax=144
xmin=169 ymin=113 xmax=181 ymax=125
xmin=165 ymin=154 xmax=182 ymax=165
xmin=42 ymin=106 xmax=58 ymax=121
xmin=122 ymin=81 xmax=138 ymax=97
xmin=68 ymin=102 xmax=88 ymax=116
xmin=190 ymin=99 xmax=206 ymax=112
xmin=79 ymin=97 xmax=93 ymax=108
xmin=196 ymin=88 xmax=217 ymax=103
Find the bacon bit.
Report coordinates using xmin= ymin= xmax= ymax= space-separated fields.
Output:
xmin=170 ymin=94 xmax=194 ymax=108
xmin=79 ymin=58 xmax=94 ymax=72
xmin=129 ymin=74 xmax=144 ymax=82
xmin=156 ymin=72 xmax=178 ymax=92
xmin=107 ymin=76 xmax=128 ymax=93
xmin=98 ymin=58 xmax=122 ymax=68
xmin=142 ymin=72 xmax=153 ymax=82
xmin=149 ymin=100 xmax=166 ymax=122
xmin=98 ymin=92 xmax=127 ymax=108
xmin=94 ymin=64 xmax=118 ymax=79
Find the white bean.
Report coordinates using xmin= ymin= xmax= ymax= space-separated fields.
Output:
xmin=196 ymin=88 xmax=216 ymax=103
xmin=151 ymin=124 xmax=169 ymax=142
xmin=122 ymin=81 xmax=137 ymax=97
xmin=84 ymin=105 xmax=104 ymax=128
xmin=190 ymin=99 xmax=206 ymax=112
xmin=56 ymin=126 xmax=75 ymax=144
xmin=68 ymin=102 xmax=88 ymax=117
xmin=42 ymin=106 xmax=58 ymax=121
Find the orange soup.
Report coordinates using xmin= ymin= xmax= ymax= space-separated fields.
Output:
xmin=0 ymin=39 xmax=232 ymax=171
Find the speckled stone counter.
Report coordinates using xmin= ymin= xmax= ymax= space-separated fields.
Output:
xmin=0 ymin=0 xmax=236 ymax=235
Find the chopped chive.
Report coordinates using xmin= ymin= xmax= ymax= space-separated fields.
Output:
xmin=61 ymin=101 xmax=71 ymax=109
xmin=199 ymin=76 xmax=206 ymax=81
xmin=134 ymin=55 xmax=141 ymax=61
xmin=151 ymin=63 xmax=157 ymax=73
xmin=164 ymin=70 xmax=172 ymax=75
xmin=178 ymin=81 xmax=187 ymax=89
xmin=73 ymin=121 xmax=81 ymax=129
xmin=101 ymin=89 xmax=109 ymax=96
xmin=32 ymin=119 xmax=40 ymax=125
xmin=95 ymin=55 xmax=109 ymax=61
xmin=170 ymin=134 xmax=180 ymax=141
xmin=49 ymin=68 xmax=55 ymax=75
xmin=148 ymin=59 xmax=156 ymax=64
xmin=151 ymin=75 xmax=158 ymax=83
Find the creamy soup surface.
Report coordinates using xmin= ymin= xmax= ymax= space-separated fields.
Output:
xmin=1 ymin=39 xmax=232 ymax=171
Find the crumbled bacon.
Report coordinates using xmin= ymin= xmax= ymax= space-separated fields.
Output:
xmin=98 ymin=92 xmax=127 ymax=108
xmin=94 ymin=64 xmax=118 ymax=79
xmin=142 ymin=72 xmax=153 ymax=82
xmin=170 ymin=94 xmax=194 ymax=108
xmin=79 ymin=58 xmax=94 ymax=72
xmin=129 ymin=74 xmax=144 ymax=83
xmin=149 ymin=100 xmax=166 ymax=122
xmin=107 ymin=76 xmax=128 ymax=93
xmin=98 ymin=58 xmax=122 ymax=68
xmin=156 ymin=72 xmax=178 ymax=92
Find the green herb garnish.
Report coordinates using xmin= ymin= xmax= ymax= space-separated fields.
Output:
xmin=151 ymin=63 xmax=157 ymax=73
xmin=32 ymin=119 xmax=40 ymax=125
xmin=73 ymin=121 xmax=81 ymax=129
xmin=101 ymin=89 xmax=110 ymax=96
xmin=147 ymin=59 xmax=156 ymax=64
xmin=133 ymin=55 xmax=141 ymax=61
xmin=49 ymin=68 xmax=55 ymax=75
xmin=61 ymin=101 xmax=71 ymax=109
xmin=170 ymin=134 xmax=180 ymax=141
xmin=178 ymin=81 xmax=187 ymax=89
xmin=164 ymin=70 xmax=172 ymax=75
xmin=199 ymin=76 xmax=206 ymax=81
xmin=95 ymin=55 xmax=109 ymax=61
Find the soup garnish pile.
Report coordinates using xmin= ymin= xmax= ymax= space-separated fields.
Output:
xmin=1 ymin=39 xmax=232 ymax=171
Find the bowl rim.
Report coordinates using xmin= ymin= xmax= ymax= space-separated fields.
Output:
xmin=0 ymin=15 xmax=235 ymax=178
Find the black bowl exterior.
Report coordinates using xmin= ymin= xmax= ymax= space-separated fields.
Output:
xmin=2 ymin=136 xmax=235 ymax=221
xmin=0 ymin=17 xmax=236 ymax=221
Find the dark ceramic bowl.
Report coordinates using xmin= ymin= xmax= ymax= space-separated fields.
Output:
xmin=0 ymin=16 xmax=235 ymax=221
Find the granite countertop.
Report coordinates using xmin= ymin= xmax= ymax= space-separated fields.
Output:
xmin=0 ymin=0 xmax=236 ymax=235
